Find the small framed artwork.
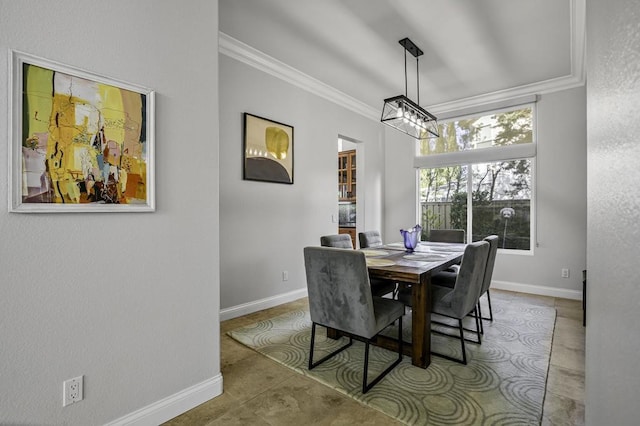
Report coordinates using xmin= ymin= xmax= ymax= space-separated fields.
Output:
xmin=8 ymin=50 xmax=155 ymax=212
xmin=243 ymin=113 xmax=294 ymax=184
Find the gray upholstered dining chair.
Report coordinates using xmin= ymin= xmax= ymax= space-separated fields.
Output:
xmin=430 ymin=240 xmax=489 ymax=364
xmin=358 ymin=230 xmax=383 ymax=248
xmin=303 ymin=246 xmax=404 ymax=393
xmin=430 ymin=235 xmax=499 ymax=333
xmin=358 ymin=230 xmax=396 ymax=298
xmin=428 ymin=229 xmax=466 ymax=274
xmin=429 ymin=229 xmax=466 ymax=243
xmin=320 ymin=234 xmax=353 ymax=249
xmin=476 ymin=235 xmax=499 ymax=325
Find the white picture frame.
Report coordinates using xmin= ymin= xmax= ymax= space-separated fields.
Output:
xmin=8 ymin=50 xmax=155 ymax=213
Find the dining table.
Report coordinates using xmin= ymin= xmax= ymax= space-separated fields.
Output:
xmin=328 ymin=241 xmax=466 ymax=369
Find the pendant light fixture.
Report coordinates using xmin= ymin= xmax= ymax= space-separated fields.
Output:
xmin=381 ymin=38 xmax=439 ymax=139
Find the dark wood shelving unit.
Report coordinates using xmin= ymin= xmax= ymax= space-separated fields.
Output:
xmin=338 ymin=149 xmax=356 ymax=201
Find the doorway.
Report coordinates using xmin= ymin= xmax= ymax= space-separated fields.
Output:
xmin=338 ymin=136 xmax=363 ymax=248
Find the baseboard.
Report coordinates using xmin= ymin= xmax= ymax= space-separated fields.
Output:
xmin=220 ymin=288 xmax=308 ymax=321
xmin=220 ymin=282 xmax=580 ymax=322
xmin=105 ymin=374 xmax=223 ymax=426
xmin=492 ymin=280 xmax=583 ymax=300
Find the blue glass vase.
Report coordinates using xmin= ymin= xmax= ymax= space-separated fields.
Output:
xmin=400 ymin=224 xmax=422 ymax=252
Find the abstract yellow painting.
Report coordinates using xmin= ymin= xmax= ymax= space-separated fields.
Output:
xmin=243 ymin=113 xmax=294 ymax=184
xmin=9 ymin=51 xmax=155 ymax=212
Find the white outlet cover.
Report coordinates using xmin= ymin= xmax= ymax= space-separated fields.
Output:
xmin=63 ymin=376 xmax=83 ymax=406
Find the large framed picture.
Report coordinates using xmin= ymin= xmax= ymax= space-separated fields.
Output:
xmin=243 ymin=113 xmax=294 ymax=184
xmin=8 ymin=50 xmax=155 ymax=212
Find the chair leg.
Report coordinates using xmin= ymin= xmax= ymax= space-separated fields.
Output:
xmin=309 ymin=323 xmax=353 ymax=370
xmin=458 ymin=319 xmax=467 ymax=365
xmin=477 ymin=290 xmax=494 ymax=322
xmin=431 ymin=311 xmax=485 ymax=364
xmin=432 ymin=315 xmax=482 ymax=344
xmin=485 ymin=290 xmax=493 ymax=321
xmin=308 ymin=323 xmax=316 ymax=369
xmin=362 ymin=316 xmax=403 ymax=393
xmin=398 ymin=315 xmax=403 ymax=361
xmin=362 ymin=341 xmax=371 ymax=393
xmin=474 ymin=307 xmax=482 ymax=345
xmin=476 ymin=302 xmax=484 ymax=335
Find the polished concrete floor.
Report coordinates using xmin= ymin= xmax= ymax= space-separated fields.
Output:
xmin=164 ymin=290 xmax=585 ymax=425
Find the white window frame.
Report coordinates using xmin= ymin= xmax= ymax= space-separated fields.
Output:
xmin=414 ymin=101 xmax=537 ymax=254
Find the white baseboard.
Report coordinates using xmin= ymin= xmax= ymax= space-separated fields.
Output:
xmin=492 ymin=280 xmax=583 ymax=300
xmin=220 ymin=288 xmax=308 ymax=321
xmin=105 ymin=374 xmax=223 ymax=426
xmin=220 ymin=282 xmax=581 ymax=322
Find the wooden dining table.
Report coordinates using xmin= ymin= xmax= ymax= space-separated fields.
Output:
xmin=328 ymin=241 xmax=465 ymax=369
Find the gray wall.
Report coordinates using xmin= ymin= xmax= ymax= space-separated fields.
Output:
xmin=384 ymin=87 xmax=588 ymax=298
xmin=585 ymin=0 xmax=640 ymax=423
xmin=219 ymin=54 xmax=385 ymax=312
xmin=0 ymin=1 xmax=221 ymax=424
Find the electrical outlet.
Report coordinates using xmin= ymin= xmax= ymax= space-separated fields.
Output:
xmin=561 ymin=268 xmax=570 ymax=278
xmin=282 ymin=270 xmax=289 ymax=281
xmin=63 ymin=376 xmax=83 ymax=406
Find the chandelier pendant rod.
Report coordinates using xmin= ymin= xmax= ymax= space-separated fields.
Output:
xmin=416 ymin=56 xmax=420 ymax=106
xmin=404 ymin=48 xmax=408 ymax=98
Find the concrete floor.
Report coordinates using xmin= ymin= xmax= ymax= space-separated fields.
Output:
xmin=164 ymin=289 xmax=585 ymax=425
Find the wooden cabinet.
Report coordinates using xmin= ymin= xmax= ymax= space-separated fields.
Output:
xmin=338 ymin=149 xmax=356 ymax=201
xmin=339 ymin=227 xmax=356 ymax=248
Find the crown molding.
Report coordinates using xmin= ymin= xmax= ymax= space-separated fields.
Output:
xmin=218 ymin=32 xmax=379 ymax=121
xmin=430 ymin=0 xmax=586 ymax=116
xmin=428 ymin=73 xmax=584 ymax=117
xmin=570 ymin=0 xmax=586 ymax=84
xmin=219 ymin=0 xmax=585 ymax=121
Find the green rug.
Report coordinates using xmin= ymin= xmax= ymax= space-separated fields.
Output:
xmin=228 ymin=293 xmax=556 ymax=425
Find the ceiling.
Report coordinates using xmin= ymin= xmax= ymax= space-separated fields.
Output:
xmin=219 ymin=0 xmax=584 ymax=116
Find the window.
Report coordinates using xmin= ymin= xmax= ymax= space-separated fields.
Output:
xmin=417 ymin=105 xmax=535 ymax=251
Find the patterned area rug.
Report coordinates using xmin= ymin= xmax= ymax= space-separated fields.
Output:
xmin=228 ymin=294 xmax=556 ymax=425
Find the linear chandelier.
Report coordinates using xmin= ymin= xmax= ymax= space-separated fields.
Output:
xmin=381 ymin=38 xmax=439 ymax=140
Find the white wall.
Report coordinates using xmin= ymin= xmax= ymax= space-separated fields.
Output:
xmin=585 ymin=0 xmax=640 ymax=424
xmin=496 ymin=87 xmax=587 ymax=295
xmin=219 ymin=54 xmax=384 ymax=313
xmin=383 ymin=126 xmax=421 ymax=239
xmin=0 ymin=1 xmax=221 ymax=424
xmin=384 ymin=87 xmax=588 ymax=297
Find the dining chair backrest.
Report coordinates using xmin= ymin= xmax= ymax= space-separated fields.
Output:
xmin=449 ymin=241 xmax=490 ymax=317
xmin=429 ymin=229 xmax=465 ymax=243
xmin=303 ymin=246 xmax=377 ymax=338
xmin=480 ymin=235 xmax=499 ymax=295
xmin=320 ymin=234 xmax=353 ymax=249
xmin=358 ymin=231 xmax=383 ymax=248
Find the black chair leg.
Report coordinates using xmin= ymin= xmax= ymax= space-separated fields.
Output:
xmin=431 ymin=313 xmax=482 ymax=364
xmin=363 ymin=341 xmax=370 ymax=393
xmin=398 ymin=316 xmax=403 ymax=361
xmin=474 ymin=308 xmax=482 ymax=345
xmin=486 ymin=290 xmax=493 ymax=321
xmin=309 ymin=323 xmax=352 ymax=370
xmin=458 ymin=319 xmax=467 ymax=365
xmin=478 ymin=291 xmax=494 ymax=322
xmin=433 ymin=314 xmax=482 ymax=344
xmin=362 ymin=316 xmax=403 ymax=393
xmin=476 ymin=302 xmax=484 ymax=335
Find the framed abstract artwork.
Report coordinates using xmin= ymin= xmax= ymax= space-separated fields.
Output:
xmin=8 ymin=50 xmax=155 ymax=212
xmin=243 ymin=113 xmax=294 ymax=184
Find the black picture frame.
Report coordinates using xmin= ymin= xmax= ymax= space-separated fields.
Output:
xmin=243 ymin=113 xmax=294 ymax=184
